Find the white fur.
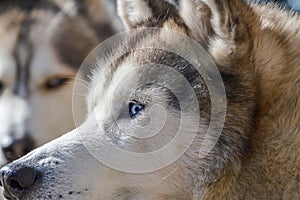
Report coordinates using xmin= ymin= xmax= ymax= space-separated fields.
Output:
xmin=180 ymin=0 xmax=206 ymax=34
xmin=118 ymin=0 xmax=153 ymax=29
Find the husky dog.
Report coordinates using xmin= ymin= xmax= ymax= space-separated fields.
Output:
xmin=0 ymin=0 xmax=299 ymax=199
xmin=0 ymin=0 xmax=117 ymax=166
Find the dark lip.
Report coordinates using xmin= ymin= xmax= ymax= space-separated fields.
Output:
xmin=4 ymin=194 xmax=18 ymax=200
xmin=2 ymin=184 xmax=32 ymax=200
xmin=2 ymin=185 xmax=19 ymax=200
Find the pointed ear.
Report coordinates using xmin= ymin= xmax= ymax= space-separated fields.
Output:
xmin=117 ymin=0 xmax=153 ymax=29
xmin=179 ymin=0 xmax=253 ymax=61
xmin=180 ymin=0 xmax=250 ymax=35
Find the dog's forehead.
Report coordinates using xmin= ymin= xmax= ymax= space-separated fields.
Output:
xmin=88 ymin=48 xmax=198 ymax=115
xmin=88 ymin=60 xmax=139 ymax=110
xmin=87 ymin=25 xmax=205 ymax=113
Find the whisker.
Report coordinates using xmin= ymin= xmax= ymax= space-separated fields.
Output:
xmin=68 ymin=77 xmax=91 ymax=86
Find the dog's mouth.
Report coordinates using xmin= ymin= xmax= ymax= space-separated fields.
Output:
xmin=0 ymin=178 xmax=17 ymax=200
xmin=3 ymin=188 xmax=19 ymax=200
xmin=0 ymin=178 xmax=20 ymax=200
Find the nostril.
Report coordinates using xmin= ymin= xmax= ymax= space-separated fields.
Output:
xmin=0 ymin=166 xmax=38 ymax=199
xmin=7 ymin=167 xmax=37 ymax=190
xmin=0 ymin=166 xmax=38 ymax=200
xmin=9 ymin=179 xmax=23 ymax=191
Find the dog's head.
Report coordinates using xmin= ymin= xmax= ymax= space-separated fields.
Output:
xmin=0 ymin=0 xmax=116 ymax=166
xmin=0 ymin=0 xmax=257 ymax=199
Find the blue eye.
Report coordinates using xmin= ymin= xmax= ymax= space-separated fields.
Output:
xmin=129 ymin=101 xmax=144 ymax=117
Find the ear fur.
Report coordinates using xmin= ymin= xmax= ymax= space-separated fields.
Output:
xmin=117 ymin=0 xmax=153 ymax=29
xmin=180 ymin=0 xmax=251 ymax=38
xmin=117 ymin=0 xmax=179 ymax=29
xmin=117 ymin=0 xmax=253 ymax=64
xmin=179 ymin=0 xmax=254 ymax=63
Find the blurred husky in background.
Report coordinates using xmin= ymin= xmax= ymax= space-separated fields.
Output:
xmin=0 ymin=0 xmax=119 ymax=166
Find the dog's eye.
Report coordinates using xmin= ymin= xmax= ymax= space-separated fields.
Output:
xmin=129 ymin=101 xmax=144 ymax=117
xmin=44 ymin=76 xmax=71 ymax=90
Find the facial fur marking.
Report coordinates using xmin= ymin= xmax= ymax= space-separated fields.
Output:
xmin=12 ymin=18 xmax=33 ymax=99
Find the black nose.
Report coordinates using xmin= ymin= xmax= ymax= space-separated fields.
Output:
xmin=0 ymin=165 xmax=37 ymax=199
xmin=1 ymin=135 xmax=35 ymax=162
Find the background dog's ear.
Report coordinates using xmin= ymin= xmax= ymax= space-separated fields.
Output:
xmin=117 ymin=0 xmax=154 ymax=29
